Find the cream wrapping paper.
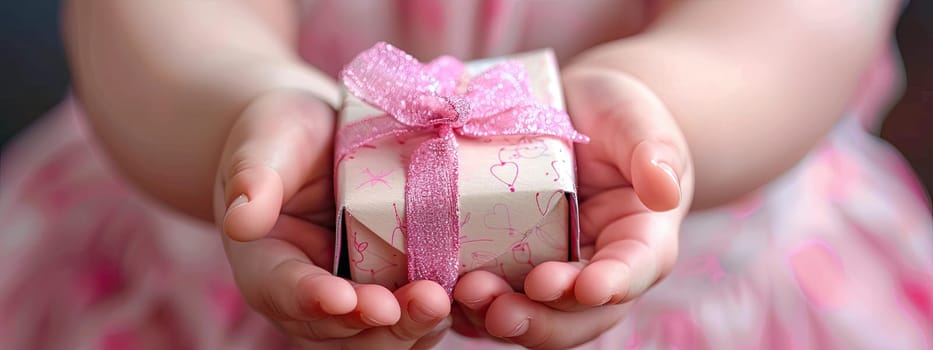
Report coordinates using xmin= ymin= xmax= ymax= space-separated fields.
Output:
xmin=334 ymin=49 xmax=581 ymax=290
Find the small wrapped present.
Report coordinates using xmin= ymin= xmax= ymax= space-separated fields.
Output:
xmin=333 ymin=42 xmax=588 ymax=295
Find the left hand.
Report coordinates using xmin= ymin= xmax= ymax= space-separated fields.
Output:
xmin=215 ymin=91 xmax=452 ymax=349
xmin=451 ymin=63 xmax=695 ymax=349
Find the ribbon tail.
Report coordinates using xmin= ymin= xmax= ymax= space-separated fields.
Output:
xmin=404 ymin=130 xmax=461 ymax=297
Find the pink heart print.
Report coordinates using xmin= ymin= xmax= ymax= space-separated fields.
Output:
xmin=516 ymin=139 xmax=548 ymax=159
xmin=535 ymin=190 xmax=563 ymax=216
xmin=496 ymin=138 xmax=548 ymax=162
xmin=390 ymin=203 xmax=404 ymax=246
xmin=511 ymin=241 xmax=533 ymax=265
xmin=352 ymin=232 xmax=369 ymax=253
xmin=483 ymin=203 xmax=514 ymax=233
xmin=490 ymin=161 xmax=519 ymax=192
xmin=498 ymin=147 xmax=521 ymax=162
xmin=469 ymin=251 xmax=499 ymax=270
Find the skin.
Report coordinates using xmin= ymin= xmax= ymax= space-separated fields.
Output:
xmin=453 ymin=2 xmax=899 ymax=347
xmin=63 ymin=0 xmax=898 ymax=348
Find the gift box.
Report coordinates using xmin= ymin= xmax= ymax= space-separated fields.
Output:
xmin=333 ymin=43 xmax=587 ymax=294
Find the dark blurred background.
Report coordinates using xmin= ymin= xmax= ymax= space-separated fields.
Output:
xmin=883 ymin=1 xmax=933 ymax=198
xmin=1 ymin=0 xmax=70 ymax=146
xmin=2 ymin=1 xmax=931 ymax=196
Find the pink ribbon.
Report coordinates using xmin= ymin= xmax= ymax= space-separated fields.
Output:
xmin=337 ymin=42 xmax=588 ymax=296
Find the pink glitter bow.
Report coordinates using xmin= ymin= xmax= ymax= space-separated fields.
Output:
xmin=337 ymin=42 xmax=589 ymax=296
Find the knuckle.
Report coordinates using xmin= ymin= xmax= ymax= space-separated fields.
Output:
xmin=302 ymin=321 xmax=328 ymax=341
xmin=227 ymin=150 xmax=251 ymax=174
xmin=523 ymin=325 xmax=555 ymax=350
xmin=388 ymin=324 xmax=420 ymax=342
xmin=222 ymin=153 xmax=256 ymax=189
xmin=259 ymin=258 xmax=306 ymax=321
xmin=226 ymin=152 xmax=263 ymax=182
xmin=259 ymin=284 xmax=289 ymax=321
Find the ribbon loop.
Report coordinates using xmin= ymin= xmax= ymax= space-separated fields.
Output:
xmin=464 ymin=61 xmax=534 ymax=118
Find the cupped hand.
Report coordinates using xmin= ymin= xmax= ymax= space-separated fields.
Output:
xmin=214 ymin=90 xmax=452 ymax=349
xmin=452 ymin=65 xmax=695 ymax=349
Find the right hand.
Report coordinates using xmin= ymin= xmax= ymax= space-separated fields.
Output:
xmin=215 ymin=89 xmax=453 ymax=349
xmin=449 ymin=64 xmax=694 ymax=349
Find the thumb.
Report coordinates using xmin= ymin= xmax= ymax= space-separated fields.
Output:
xmin=563 ymin=66 xmax=690 ymax=211
xmin=217 ymin=89 xmax=335 ymax=241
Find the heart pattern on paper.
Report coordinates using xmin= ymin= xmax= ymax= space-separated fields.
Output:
xmin=516 ymin=139 xmax=548 ymax=159
xmin=469 ymin=251 xmax=499 ymax=270
xmin=483 ymin=203 xmax=513 ymax=232
xmin=535 ymin=190 xmax=563 ymax=216
xmin=489 ymin=161 xmax=519 ymax=191
xmin=510 ymin=241 xmax=532 ymax=264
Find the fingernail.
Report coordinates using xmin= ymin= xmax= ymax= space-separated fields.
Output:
xmin=409 ymin=302 xmax=440 ymax=324
xmin=540 ymin=287 xmax=566 ymax=302
xmin=226 ymin=194 xmax=248 ymax=214
xmin=505 ymin=318 xmax=530 ymax=338
xmin=651 ymin=160 xmax=681 ymax=196
xmin=460 ymin=296 xmax=490 ymax=311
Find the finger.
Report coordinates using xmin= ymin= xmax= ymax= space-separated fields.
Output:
xmin=524 ymin=261 xmax=591 ymax=311
xmin=388 ymin=280 xmax=451 ymax=341
xmin=563 ymin=66 xmax=688 ymax=211
xmin=575 ymin=211 xmax=681 ymax=306
xmin=632 ymin=140 xmax=682 ymax=211
xmin=331 ymin=282 xmax=451 ymax=349
xmin=485 ymin=293 xmax=629 ymax=350
xmin=454 ymin=270 xmax=514 ymax=311
xmin=411 ymin=317 xmax=453 ymax=350
xmin=352 ymin=284 xmax=404 ymax=327
xmin=291 ymin=283 xmax=401 ymax=340
xmin=453 ymin=270 xmax=513 ymax=332
xmin=219 ymin=89 xmax=334 ymax=241
xmin=223 ymin=217 xmax=357 ymax=323
xmin=330 ymin=316 xmax=452 ymax=350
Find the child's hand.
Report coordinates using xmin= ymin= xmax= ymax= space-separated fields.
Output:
xmin=63 ymin=1 xmax=455 ymax=345
xmin=215 ymin=91 xmax=452 ymax=349
xmin=452 ymin=65 xmax=695 ymax=348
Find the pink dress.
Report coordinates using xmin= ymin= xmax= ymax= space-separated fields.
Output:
xmin=2 ymin=1 xmax=931 ymax=349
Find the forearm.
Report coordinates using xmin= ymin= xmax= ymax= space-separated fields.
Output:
xmin=572 ymin=0 xmax=898 ymax=209
xmin=63 ymin=0 xmax=339 ymax=219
